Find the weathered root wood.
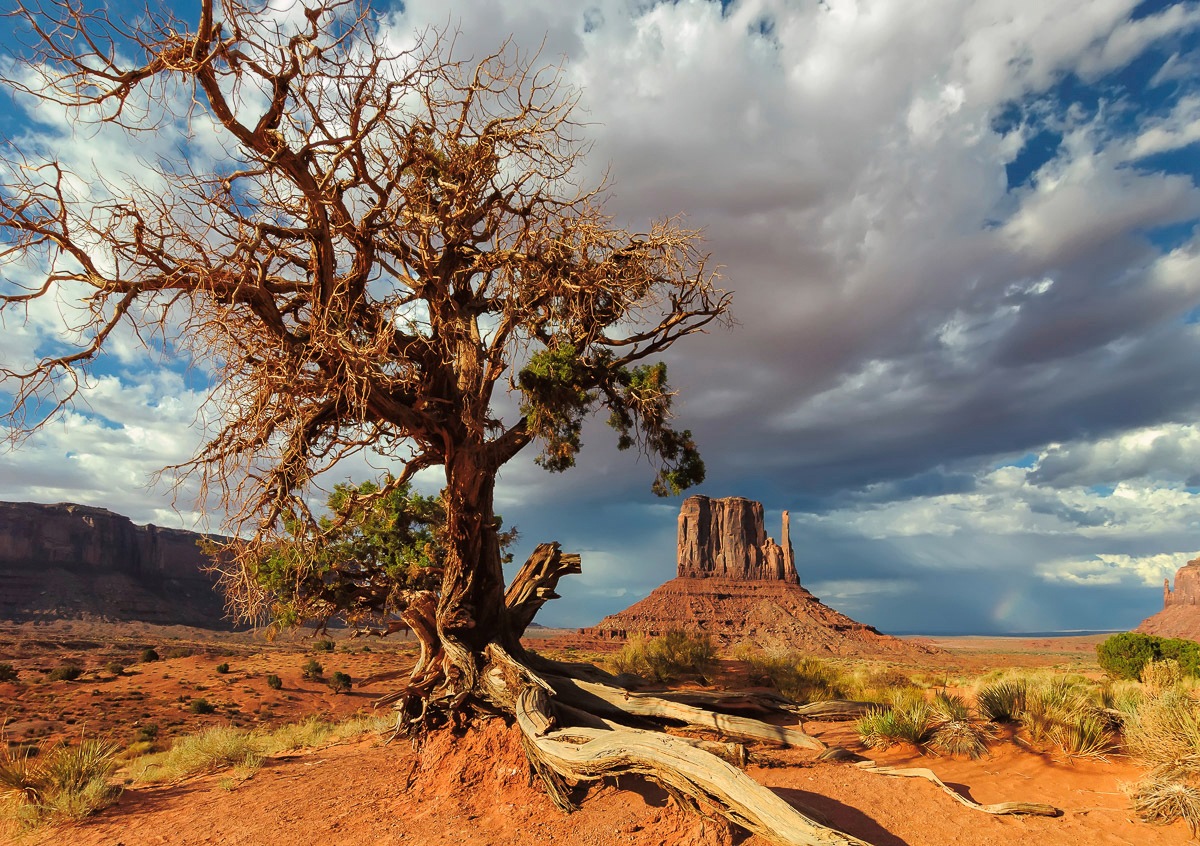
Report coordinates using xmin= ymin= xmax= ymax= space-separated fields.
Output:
xmin=514 ymin=686 xmax=871 ymax=846
xmin=786 ymin=701 xmax=876 ymax=721
xmin=658 ymin=691 xmax=876 ymax=722
xmin=854 ymin=761 xmax=1062 ymax=817
xmin=546 ymin=675 xmax=826 ymax=750
xmin=504 ymin=542 xmax=582 ymax=638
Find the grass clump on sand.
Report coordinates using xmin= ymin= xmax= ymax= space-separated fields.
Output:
xmin=609 ymin=630 xmax=717 ymax=683
xmin=857 ymin=690 xmax=935 ymax=750
xmin=0 ymin=735 xmax=121 ymax=832
xmin=127 ymin=713 xmax=392 ymax=785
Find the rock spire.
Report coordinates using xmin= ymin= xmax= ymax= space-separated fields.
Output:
xmin=676 ymin=495 xmax=798 ymax=583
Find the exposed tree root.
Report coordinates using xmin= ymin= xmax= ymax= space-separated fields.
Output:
xmin=377 ymin=543 xmax=1062 ymax=844
xmin=853 ymin=762 xmax=1062 ymax=817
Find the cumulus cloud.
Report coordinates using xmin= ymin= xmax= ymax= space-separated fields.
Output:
xmin=4 ymin=0 xmax=1200 ymax=633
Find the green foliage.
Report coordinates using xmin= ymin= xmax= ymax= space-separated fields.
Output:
xmin=328 ymin=672 xmax=352 ymax=694
xmin=302 ymin=659 xmax=324 ymax=681
xmin=744 ymin=651 xmax=848 ymax=703
xmin=610 ymin=631 xmax=716 ymax=683
xmin=975 ymin=680 xmax=1027 ymax=723
xmin=0 ymin=663 xmax=17 ymax=682
xmin=187 ymin=698 xmax=216 ymax=715
xmin=1097 ymin=632 xmax=1200 ymax=681
xmin=138 ymin=648 xmax=160 ymax=663
xmin=47 ymin=664 xmax=82 ymax=682
xmin=249 ymin=479 xmax=514 ymax=632
xmin=215 ymin=663 xmax=230 ymax=675
xmin=103 ymin=662 xmax=124 ymax=677
xmin=857 ymin=692 xmax=935 ymax=750
xmin=519 ymin=349 xmax=705 ymax=497
xmin=265 ymin=674 xmax=283 ymax=691
xmin=312 ymin=639 xmax=335 ymax=653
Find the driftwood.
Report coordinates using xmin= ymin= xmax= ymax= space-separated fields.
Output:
xmin=854 ymin=761 xmax=1062 ymax=817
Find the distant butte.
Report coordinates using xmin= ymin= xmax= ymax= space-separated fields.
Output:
xmin=0 ymin=500 xmax=231 ymax=628
xmin=1137 ymin=556 xmax=1200 ymax=641
xmin=588 ymin=495 xmax=940 ymax=659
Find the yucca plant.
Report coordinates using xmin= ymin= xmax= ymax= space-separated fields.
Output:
xmin=928 ymin=692 xmax=990 ymax=759
xmin=1051 ymin=712 xmax=1113 ymax=760
xmin=0 ymin=736 xmax=120 ymax=830
xmin=857 ymin=691 xmax=934 ymax=750
xmin=976 ymin=679 xmax=1027 ymax=723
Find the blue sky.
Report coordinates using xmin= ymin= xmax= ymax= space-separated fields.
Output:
xmin=3 ymin=0 xmax=1200 ymax=634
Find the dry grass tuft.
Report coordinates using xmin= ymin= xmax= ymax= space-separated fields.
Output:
xmin=610 ymin=631 xmax=717 ymax=683
xmin=1127 ymin=770 xmax=1200 ymax=835
xmin=0 ymin=735 xmax=120 ymax=832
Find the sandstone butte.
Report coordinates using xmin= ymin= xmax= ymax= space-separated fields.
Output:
xmin=0 ymin=500 xmax=229 ymax=627
xmin=1137 ymin=556 xmax=1200 ymax=640
xmin=588 ymin=494 xmax=940 ymax=659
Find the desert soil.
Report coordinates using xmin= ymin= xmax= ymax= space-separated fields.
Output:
xmin=0 ymin=623 xmax=1189 ymax=846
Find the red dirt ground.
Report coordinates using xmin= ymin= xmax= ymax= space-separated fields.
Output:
xmin=0 ymin=624 xmax=1191 ymax=846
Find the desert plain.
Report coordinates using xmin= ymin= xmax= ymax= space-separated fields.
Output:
xmin=0 ymin=620 xmax=1187 ymax=846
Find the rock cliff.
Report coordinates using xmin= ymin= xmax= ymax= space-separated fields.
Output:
xmin=676 ymin=495 xmax=798 ymax=583
xmin=1138 ymin=556 xmax=1200 ymax=641
xmin=588 ymin=496 xmax=938 ymax=658
xmin=0 ymin=501 xmax=231 ymax=627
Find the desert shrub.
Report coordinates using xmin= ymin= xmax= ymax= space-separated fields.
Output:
xmin=1142 ymin=659 xmax=1184 ymax=693
xmin=857 ymin=691 xmax=934 ymax=750
xmin=610 ymin=631 xmax=716 ymax=683
xmin=215 ymin=663 xmax=230 ymax=675
xmin=360 ymin=645 xmax=372 ymax=653
xmin=928 ymin=692 xmax=990 ymax=759
xmin=1097 ymin=633 xmax=1200 ymax=681
xmin=138 ymin=648 xmax=160 ymax=663
xmin=1124 ymin=689 xmax=1200 ymax=771
xmin=265 ymin=674 xmax=283 ymax=691
xmin=0 ymin=663 xmax=17 ymax=682
xmin=133 ymin=725 xmax=159 ymax=744
xmin=976 ymin=679 xmax=1027 ymax=723
xmin=745 ymin=651 xmax=848 ymax=703
xmin=0 ymin=737 xmax=120 ymax=830
xmin=301 ymin=659 xmax=324 ymax=681
xmin=46 ymin=664 xmax=83 ymax=682
xmin=104 ymin=662 xmax=124 ymax=677
xmin=328 ymin=672 xmax=352 ymax=694
xmin=187 ymin=698 xmax=216 ymax=715
xmin=162 ymin=647 xmax=194 ymax=660
xmin=312 ymin=639 xmax=335 ymax=653
xmin=1127 ymin=773 xmax=1200 ymax=836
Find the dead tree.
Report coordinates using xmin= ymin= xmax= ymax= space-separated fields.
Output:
xmin=0 ymin=3 xmax=1056 ymax=843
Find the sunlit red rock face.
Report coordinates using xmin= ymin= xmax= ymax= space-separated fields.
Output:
xmin=0 ymin=501 xmax=229 ymax=627
xmin=1137 ymin=557 xmax=1200 ymax=641
xmin=590 ymin=495 xmax=939 ymax=658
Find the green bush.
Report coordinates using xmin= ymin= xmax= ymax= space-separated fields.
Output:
xmin=609 ymin=631 xmax=716 ymax=683
xmin=266 ymin=674 xmax=283 ymax=690
xmin=47 ymin=664 xmax=83 ymax=682
xmin=328 ymin=672 xmax=352 ymax=694
xmin=302 ymin=659 xmax=324 ymax=681
xmin=215 ymin=663 xmax=230 ymax=675
xmin=188 ymin=698 xmax=216 ymax=715
xmin=976 ymin=679 xmax=1027 ymax=723
xmin=139 ymin=648 xmax=160 ymax=663
xmin=104 ymin=662 xmax=125 ymax=677
xmin=1097 ymin=632 xmax=1200 ymax=680
xmin=0 ymin=662 xmax=17 ymax=682
xmin=312 ymin=639 xmax=335 ymax=653
xmin=745 ymin=651 xmax=848 ymax=703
